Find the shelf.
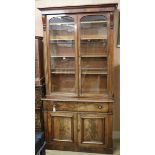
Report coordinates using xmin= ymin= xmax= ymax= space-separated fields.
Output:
xmin=81 ymin=70 xmax=108 ymax=75
xmin=80 ymin=40 xmax=107 ymax=43
xmin=51 ymin=56 xmax=75 ymax=58
xmin=49 ymin=40 xmax=74 ymax=44
xmin=51 ymin=71 xmax=75 ymax=74
xmin=80 ymin=91 xmax=108 ymax=97
xmin=50 ymin=22 xmax=74 ymax=25
xmin=49 ymin=21 xmax=107 ymax=25
xmin=81 ymin=35 xmax=107 ymax=40
xmin=50 ymin=38 xmax=74 ymax=41
xmin=82 ymin=68 xmax=107 ymax=70
xmin=81 ymin=21 xmax=107 ymax=24
xmin=81 ymin=55 xmax=107 ymax=58
xmin=52 ymin=68 xmax=74 ymax=70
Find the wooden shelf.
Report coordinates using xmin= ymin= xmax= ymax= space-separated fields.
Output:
xmin=50 ymin=38 xmax=74 ymax=41
xmin=80 ymin=91 xmax=108 ymax=97
xmin=52 ymin=68 xmax=74 ymax=70
xmin=49 ymin=40 xmax=75 ymax=44
xmin=81 ymin=55 xmax=107 ymax=58
xmin=81 ymin=35 xmax=107 ymax=40
xmin=51 ymin=71 xmax=75 ymax=74
xmin=81 ymin=21 xmax=107 ymax=24
xmin=49 ymin=21 xmax=107 ymax=25
xmin=81 ymin=70 xmax=107 ymax=75
xmin=51 ymin=56 xmax=75 ymax=58
xmin=50 ymin=22 xmax=74 ymax=25
xmin=81 ymin=68 xmax=107 ymax=70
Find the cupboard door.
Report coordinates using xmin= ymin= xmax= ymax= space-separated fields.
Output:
xmin=78 ymin=14 xmax=109 ymax=97
xmin=78 ymin=113 xmax=112 ymax=153
xmin=47 ymin=111 xmax=77 ymax=150
xmin=47 ymin=15 xmax=78 ymax=96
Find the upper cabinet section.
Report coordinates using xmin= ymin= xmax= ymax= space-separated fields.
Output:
xmin=41 ymin=4 xmax=117 ymax=97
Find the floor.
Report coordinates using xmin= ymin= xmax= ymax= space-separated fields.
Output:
xmin=46 ymin=140 xmax=120 ymax=155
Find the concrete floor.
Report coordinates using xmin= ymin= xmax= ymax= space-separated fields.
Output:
xmin=46 ymin=140 xmax=120 ymax=155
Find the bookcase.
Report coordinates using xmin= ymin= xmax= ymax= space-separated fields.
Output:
xmin=39 ymin=3 xmax=117 ymax=154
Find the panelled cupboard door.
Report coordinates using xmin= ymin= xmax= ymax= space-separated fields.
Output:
xmin=47 ymin=111 xmax=78 ymax=150
xmin=46 ymin=15 xmax=78 ymax=96
xmin=78 ymin=113 xmax=112 ymax=153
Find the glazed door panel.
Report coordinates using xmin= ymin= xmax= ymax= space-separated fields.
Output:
xmin=78 ymin=113 xmax=112 ymax=150
xmin=47 ymin=112 xmax=77 ymax=144
xmin=47 ymin=15 xmax=78 ymax=96
xmin=78 ymin=14 xmax=110 ymax=97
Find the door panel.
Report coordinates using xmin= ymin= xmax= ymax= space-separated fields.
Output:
xmin=78 ymin=113 xmax=112 ymax=149
xmin=47 ymin=112 xmax=77 ymax=144
xmin=78 ymin=14 xmax=109 ymax=97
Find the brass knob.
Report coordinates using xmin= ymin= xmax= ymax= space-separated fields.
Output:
xmin=98 ymin=105 xmax=102 ymax=109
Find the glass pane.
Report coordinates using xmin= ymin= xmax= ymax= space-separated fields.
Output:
xmin=49 ymin=16 xmax=76 ymax=95
xmin=80 ymin=15 xmax=108 ymax=95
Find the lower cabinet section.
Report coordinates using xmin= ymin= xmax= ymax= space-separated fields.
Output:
xmin=44 ymin=102 xmax=113 ymax=154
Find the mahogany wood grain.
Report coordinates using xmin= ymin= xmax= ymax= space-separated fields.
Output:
xmin=47 ymin=111 xmax=78 ymax=150
xmin=78 ymin=113 xmax=113 ymax=153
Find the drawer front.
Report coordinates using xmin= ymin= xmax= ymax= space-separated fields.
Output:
xmin=43 ymin=101 xmax=77 ymax=111
xmin=78 ymin=102 xmax=109 ymax=112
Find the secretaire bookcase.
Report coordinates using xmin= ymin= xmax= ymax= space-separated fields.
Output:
xmin=38 ymin=3 xmax=117 ymax=154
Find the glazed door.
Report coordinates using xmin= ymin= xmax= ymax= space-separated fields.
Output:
xmin=47 ymin=15 xmax=78 ymax=96
xmin=78 ymin=113 xmax=112 ymax=152
xmin=47 ymin=111 xmax=77 ymax=150
xmin=78 ymin=14 xmax=110 ymax=97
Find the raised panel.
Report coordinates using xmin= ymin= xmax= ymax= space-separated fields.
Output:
xmin=78 ymin=113 xmax=113 ymax=153
xmin=53 ymin=116 xmax=72 ymax=141
xmin=82 ymin=117 xmax=104 ymax=144
xmin=48 ymin=112 xmax=77 ymax=143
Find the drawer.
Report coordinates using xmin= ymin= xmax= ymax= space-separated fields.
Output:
xmin=77 ymin=102 xmax=109 ymax=112
xmin=43 ymin=101 xmax=77 ymax=111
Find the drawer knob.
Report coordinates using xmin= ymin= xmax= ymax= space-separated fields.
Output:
xmin=98 ymin=105 xmax=103 ymax=109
